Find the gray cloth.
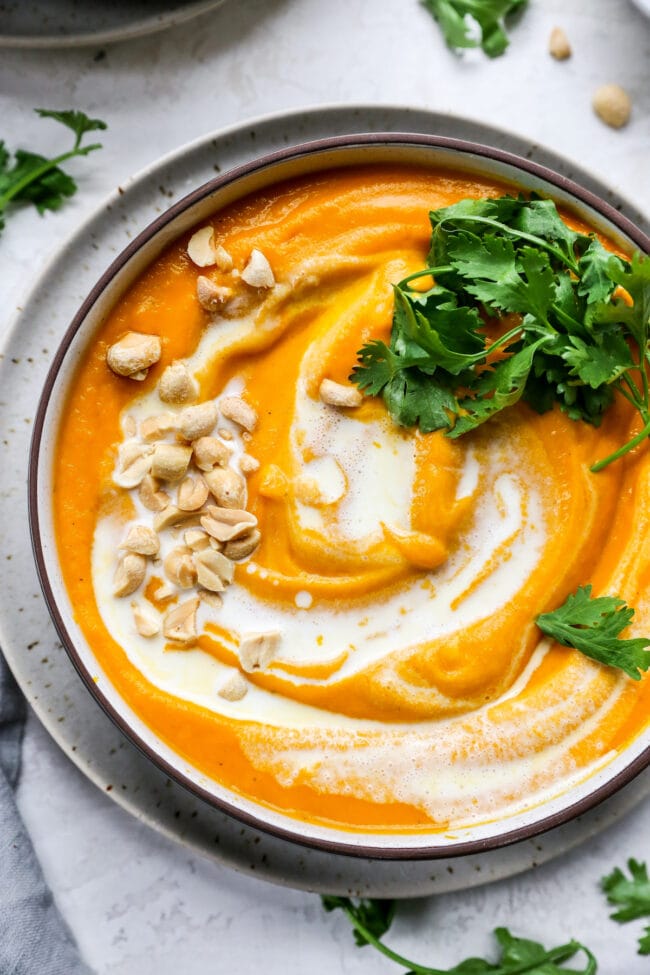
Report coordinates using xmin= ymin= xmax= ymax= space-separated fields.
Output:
xmin=0 ymin=652 xmax=93 ymax=975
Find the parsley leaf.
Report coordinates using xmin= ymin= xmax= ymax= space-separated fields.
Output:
xmin=322 ymin=896 xmax=396 ymax=947
xmin=351 ymin=193 xmax=650 ymax=472
xmin=322 ymin=896 xmax=597 ymax=973
xmin=536 ymin=586 xmax=650 ymax=680
xmin=639 ymin=929 xmax=650 ymax=955
xmin=450 ymin=338 xmax=548 ymax=437
xmin=602 ymin=860 xmax=650 ymax=954
xmin=602 ymin=860 xmax=650 ymax=922
xmin=0 ymin=108 xmax=106 ymax=237
xmin=35 ymin=108 xmax=107 ymax=146
xmin=422 ymin=0 xmax=527 ymax=57
xmin=385 ymin=366 xmax=461 ymax=432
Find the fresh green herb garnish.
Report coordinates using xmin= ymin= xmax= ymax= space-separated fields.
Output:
xmin=422 ymin=0 xmax=527 ymax=57
xmin=602 ymin=860 xmax=650 ymax=955
xmin=0 ymin=109 xmax=107 ymax=236
xmin=322 ymin=896 xmax=597 ymax=973
xmin=350 ymin=195 xmax=650 ymax=472
xmin=536 ymin=586 xmax=650 ymax=680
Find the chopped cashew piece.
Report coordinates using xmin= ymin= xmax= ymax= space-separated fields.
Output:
xmin=196 ymin=276 xmax=232 ymax=311
xmin=158 ymin=362 xmax=197 ymax=405
xmin=192 ymin=436 xmax=232 ymax=471
xmin=132 ymin=602 xmax=160 ymax=637
xmin=123 ymin=415 xmax=137 ymax=438
xmin=239 ymin=631 xmax=281 ymax=673
xmin=239 ymin=453 xmax=260 ymax=475
xmin=121 ymin=525 xmax=160 ymax=557
xmin=204 ymin=467 xmax=246 ymax=509
xmin=153 ymin=504 xmax=201 ymax=532
xmin=214 ymin=245 xmax=233 ymax=271
xmin=113 ymin=442 xmax=153 ymax=489
xmin=164 ymin=546 xmax=198 ymax=589
xmin=549 ymin=26 xmax=571 ymax=60
xmin=163 ymin=597 xmax=199 ymax=644
xmin=319 ymin=378 xmax=363 ymax=409
xmin=140 ymin=413 xmax=177 ymax=442
xmin=219 ymin=395 xmax=257 ymax=432
xmin=218 ymin=672 xmax=248 ymax=702
xmin=138 ymin=475 xmax=170 ymax=512
xmin=224 ymin=529 xmax=261 ymax=561
xmin=187 ymin=226 xmax=219 ymax=267
xmin=177 ymin=474 xmax=210 ymax=511
xmin=184 ymin=528 xmax=212 ymax=552
xmin=200 ymin=505 xmax=257 ymax=542
xmin=107 ymin=332 xmax=161 ymax=378
xmin=151 ymin=443 xmax=192 ymax=482
xmin=178 ymin=402 xmax=218 ymax=441
xmin=154 ymin=580 xmax=175 ymax=601
xmin=593 ymin=84 xmax=632 ymax=129
xmin=113 ymin=553 xmax=147 ymax=597
xmin=241 ymin=248 xmax=275 ymax=289
xmin=194 ymin=548 xmax=234 ymax=592
xmin=199 ymin=590 xmax=223 ymax=610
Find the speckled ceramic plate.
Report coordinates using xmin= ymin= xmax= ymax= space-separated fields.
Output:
xmin=3 ymin=105 xmax=650 ymax=895
xmin=0 ymin=0 xmax=226 ymax=48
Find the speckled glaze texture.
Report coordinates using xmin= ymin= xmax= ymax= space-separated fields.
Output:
xmin=3 ymin=106 xmax=650 ymax=895
xmin=0 ymin=0 xmax=227 ymax=47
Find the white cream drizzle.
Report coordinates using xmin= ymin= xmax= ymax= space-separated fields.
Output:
xmin=94 ymin=292 xmax=547 ymax=732
xmin=90 ymin=278 xmax=635 ymax=826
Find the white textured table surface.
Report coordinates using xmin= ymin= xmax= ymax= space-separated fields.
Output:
xmin=2 ymin=1 xmax=650 ymax=971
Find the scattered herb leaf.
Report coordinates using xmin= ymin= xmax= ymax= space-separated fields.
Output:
xmin=350 ymin=194 xmax=650 ymax=472
xmin=0 ymin=108 xmax=106 ymax=236
xmin=322 ymin=896 xmax=395 ymax=947
xmin=602 ymin=860 xmax=650 ymax=955
xmin=322 ymin=896 xmax=597 ymax=973
xmin=536 ymin=586 xmax=650 ymax=680
xmin=422 ymin=0 xmax=528 ymax=57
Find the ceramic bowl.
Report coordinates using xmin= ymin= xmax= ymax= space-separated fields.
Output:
xmin=29 ymin=133 xmax=650 ymax=860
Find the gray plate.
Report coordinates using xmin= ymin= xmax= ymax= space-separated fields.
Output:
xmin=2 ymin=104 xmax=649 ymax=896
xmin=0 ymin=0 xmax=226 ymax=47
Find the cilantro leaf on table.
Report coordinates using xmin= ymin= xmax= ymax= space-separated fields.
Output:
xmin=322 ymin=896 xmax=396 ymax=947
xmin=0 ymin=108 xmax=106 ymax=236
xmin=351 ymin=192 xmax=650 ymax=472
xmin=35 ymin=108 xmax=107 ymax=146
xmin=602 ymin=860 xmax=650 ymax=954
xmin=603 ymin=860 xmax=650 ymax=921
xmin=422 ymin=0 xmax=527 ymax=57
xmin=536 ymin=586 xmax=650 ymax=680
xmin=639 ymin=929 xmax=650 ymax=956
xmin=322 ymin=896 xmax=597 ymax=973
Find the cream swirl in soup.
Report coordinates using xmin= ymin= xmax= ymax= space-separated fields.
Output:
xmin=54 ymin=165 xmax=650 ymax=833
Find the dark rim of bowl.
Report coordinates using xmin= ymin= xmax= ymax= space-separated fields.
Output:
xmin=29 ymin=132 xmax=650 ymax=861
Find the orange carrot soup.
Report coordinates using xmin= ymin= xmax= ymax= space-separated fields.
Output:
xmin=53 ymin=165 xmax=650 ymax=835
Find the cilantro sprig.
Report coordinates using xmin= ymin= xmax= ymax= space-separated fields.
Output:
xmin=422 ymin=0 xmax=528 ymax=57
xmin=322 ymin=896 xmax=597 ymax=974
xmin=602 ymin=860 xmax=650 ymax=955
xmin=351 ymin=195 xmax=650 ymax=472
xmin=0 ymin=109 xmax=107 ymax=237
xmin=536 ymin=586 xmax=650 ymax=681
